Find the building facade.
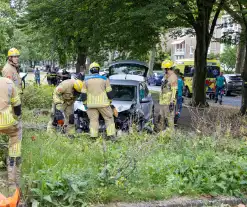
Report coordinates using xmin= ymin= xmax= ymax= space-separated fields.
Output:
xmin=163 ymin=14 xmax=240 ymax=61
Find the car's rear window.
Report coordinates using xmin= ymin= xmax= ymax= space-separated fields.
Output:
xmin=111 ymin=85 xmax=136 ymax=101
xmin=109 ymin=64 xmax=148 ymax=77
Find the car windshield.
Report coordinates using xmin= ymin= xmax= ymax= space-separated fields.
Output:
xmin=157 ymin=72 xmax=164 ymax=77
xmin=109 ymin=63 xmax=148 ymax=76
xmin=111 ymin=85 xmax=136 ymax=101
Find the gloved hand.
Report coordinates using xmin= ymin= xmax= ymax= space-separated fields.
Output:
xmin=169 ymin=102 xmax=175 ymax=112
xmin=56 ymin=103 xmax=64 ymax=112
xmin=111 ymin=105 xmax=118 ymax=117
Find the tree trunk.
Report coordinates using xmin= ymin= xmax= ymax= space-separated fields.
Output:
xmin=240 ymin=39 xmax=247 ymax=115
xmin=148 ymin=47 xmax=156 ymax=76
xmin=235 ymin=29 xmax=246 ymax=74
xmin=76 ymin=46 xmax=87 ymax=73
xmin=192 ymin=28 xmax=208 ymax=106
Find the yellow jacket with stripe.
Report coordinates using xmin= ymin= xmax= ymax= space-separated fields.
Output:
xmin=53 ymin=79 xmax=78 ymax=106
xmin=81 ymin=74 xmax=113 ymax=108
xmin=2 ymin=61 xmax=22 ymax=94
xmin=159 ymin=72 xmax=178 ymax=105
xmin=0 ymin=77 xmax=21 ymax=128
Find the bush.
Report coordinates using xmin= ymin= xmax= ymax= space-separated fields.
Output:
xmin=22 ymin=84 xmax=54 ymax=109
xmin=21 ymin=129 xmax=247 ymax=206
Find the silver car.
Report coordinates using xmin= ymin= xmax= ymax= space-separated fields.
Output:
xmin=223 ymin=74 xmax=242 ymax=96
xmin=74 ymin=60 xmax=154 ymax=133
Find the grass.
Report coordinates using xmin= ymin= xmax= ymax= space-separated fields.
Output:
xmin=19 ymin=127 xmax=247 ymax=206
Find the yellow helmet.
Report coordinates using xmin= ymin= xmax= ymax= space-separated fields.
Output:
xmin=161 ymin=60 xmax=173 ymax=69
xmin=89 ymin=62 xmax=100 ymax=70
xmin=73 ymin=79 xmax=83 ymax=92
xmin=8 ymin=48 xmax=20 ymax=57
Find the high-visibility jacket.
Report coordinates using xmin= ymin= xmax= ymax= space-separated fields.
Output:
xmin=0 ymin=78 xmax=21 ymax=129
xmin=82 ymin=74 xmax=112 ymax=108
xmin=2 ymin=61 xmax=22 ymax=94
xmin=159 ymin=72 xmax=178 ymax=105
xmin=53 ymin=79 xmax=78 ymax=105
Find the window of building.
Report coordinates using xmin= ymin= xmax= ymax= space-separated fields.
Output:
xmin=175 ymin=43 xmax=185 ymax=52
xmin=190 ymin=46 xmax=194 ymax=55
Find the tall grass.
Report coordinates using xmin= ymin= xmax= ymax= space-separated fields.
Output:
xmin=21 ymin=129 xmax=247 ymax=206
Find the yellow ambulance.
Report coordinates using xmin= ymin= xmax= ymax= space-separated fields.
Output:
xmin=174 ymin=58 xmax=221 ymax=98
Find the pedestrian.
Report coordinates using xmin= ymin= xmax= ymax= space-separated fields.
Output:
xmin=2 ymin=48 xmax=22 ymax=95
xmin=174 ymin=69 xmax=184 ymax=125
xmin=34 ymin=67 xmax=41 ymax=85
xmin=47 ymin=79 xmax=83 ymax=137
xmin=215 ymin=71 xmax=226 ymax=103
xmin=158 ymin=60 xmax=178 ymax=132
xmin=80 ymin=62 xmax=116 ymax=140
xmin=50 ymin=67 xmax=58 ymax=86
xmin=0 ymin=77 xmax=22 ymax=196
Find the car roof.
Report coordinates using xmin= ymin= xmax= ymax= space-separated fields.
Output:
xmin=110 ymin=79 xmax=140 ymax=86
xmin=109 ymin=60 xmax=148 ymax=68
xmin=224 ymin=74 xmax=241 ymax=76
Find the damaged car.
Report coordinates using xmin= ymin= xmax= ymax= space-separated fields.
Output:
xmin=74 ymin=60 xmax=154 ymax=134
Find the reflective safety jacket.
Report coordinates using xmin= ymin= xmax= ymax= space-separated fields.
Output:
xmin=81 ymin=74 xmax=112 ymax=108
xmin=159 ymin=72 xmax=178 ymax=105
xmin=2 ymin=61 xmax=22 ymax=94
xmin=53 ymin=79 xmax=78 ymax=105
xmin=0 ymin=78 xmax=21 ymax=129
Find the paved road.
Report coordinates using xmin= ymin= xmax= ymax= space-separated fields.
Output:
xmin=148 ymin=85 xmax=242 ymax=108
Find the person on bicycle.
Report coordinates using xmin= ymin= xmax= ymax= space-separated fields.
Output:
xmin=215 ymin=72 xmax=226 ymax=103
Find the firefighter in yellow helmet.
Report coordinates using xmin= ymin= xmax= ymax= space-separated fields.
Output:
xmin=2 ymin=48 xmax=22 ymax=95
xmin=47 ymin=79 xmax=83 ymax=136
xmin=158 ymin=60 xmax=178 ymax=131
xmin=80 ymin=62 xmax=116 ymax=140
xmin=0 ymin=77 xmax=22 ymax=195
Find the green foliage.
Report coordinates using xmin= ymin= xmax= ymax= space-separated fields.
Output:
xmin=22 ymin=84 xmax=54 ymax=109
xmin=21 ymin=128 xmax=247 ymax=206
xmin=0 ymin=0 xmax=16 ymax=67
xmin=220 ymin=46 xmax=237 ymax=72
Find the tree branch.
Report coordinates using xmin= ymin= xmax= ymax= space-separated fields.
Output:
xmin=209 ymin=0 xmax=225 ymax=39
xmin=223 ymin=2 xmax=244 ymax=25
xmin=179 ymin=0 xmax=196 ymax=28
xmin=237 ymin=0 xmax=247 ymax=27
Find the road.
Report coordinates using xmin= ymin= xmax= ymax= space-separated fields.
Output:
xmin=24 ymin=73 xmax=241 ymax=108
xmin=148 ymin=85 xmax=242 ymax=108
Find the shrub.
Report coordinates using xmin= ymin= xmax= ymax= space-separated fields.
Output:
xmin=22 ymin=84 xmax=54 ymax=109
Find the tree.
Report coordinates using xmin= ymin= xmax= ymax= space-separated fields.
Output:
xmin=0 ymin=0 xmax=16 ymax=67
xmin=224 ymin=0 xmax=247 ymax=115
xmin=220 ymin=45 xmax=237 ymax=72
xmin=120 ymin=0 xmax=225 ymax=106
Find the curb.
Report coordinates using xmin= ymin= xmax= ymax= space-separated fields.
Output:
xmin=95 ymin=196 xmax=244 ymax=207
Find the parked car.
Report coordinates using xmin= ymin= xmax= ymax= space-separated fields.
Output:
xmin=223 ymin=74 xmax=242 ymax=96
xmin=148 ymin=71 xmax=164 ymax=86
xmin=74 ymin=60 xmax=154 ymax=134
xmin=99 ymin=68 xmax=109 ymax=76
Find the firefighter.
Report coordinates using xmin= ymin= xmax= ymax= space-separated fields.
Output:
xmin=0 ymin=77 xmax=22 ymax=195
xmin=2 ymin=48 xmax=22 ymax=95
xmin=47 ymin=79 xmax=83 ymax=136
xmin=80 ymin=62 xmax=116 ymax=140
xmin=158 ymin=60 xmax=178 ymax=131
